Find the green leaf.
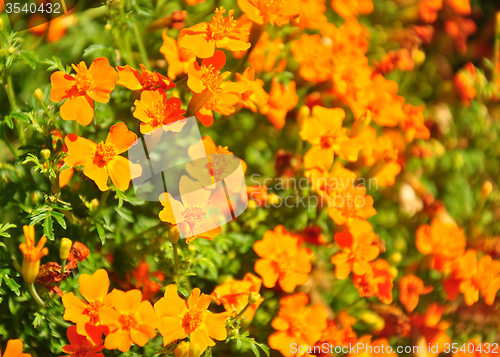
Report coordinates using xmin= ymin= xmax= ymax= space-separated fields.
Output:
xmin=250 ymin=343 xmax=261 ymax=357
xmin=10 ymin=112 xmax=31 ymax=124
xmin=4 ymin=115 xmax=13 ymax=129
xmin=96 ymin=224 xmax=106 ymax=244
xmin=21 ymin=51 xmax=40 ymax=69
xmin=33 ymin=312 xmax=45 ymax=328
xmin=43 ymin=213 xmax=54 ymax=240
xmin=0 ymin=272 xmax=21 ymax=296
xmin=52 ymin=211 xmax=67 ymax=229
xmin=0 ymin=223 xmax=16 ymax=238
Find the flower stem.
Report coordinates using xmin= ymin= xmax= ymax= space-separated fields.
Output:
xmin=132 ymin=21 xmax=149 ymax=66
xmin=172 ymin=242 xmax=180 ymax=275
xmin=28 ymin=283 xmax=46 ymax=307
xmin=1 ymin=129 xmax=18 ymax=158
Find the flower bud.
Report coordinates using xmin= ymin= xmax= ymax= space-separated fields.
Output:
xmin=174 ymin=341 xmax=190 ymax=357
xmin=60 ymin=238 xmax=72 ymax=261
xmin=34 ymin=88 xmax=44 ymax=102
xmin=481 ymin=181 xmax=493 ymax=200
xmin=359 ymin=311 xmax=385 ymax=331
xmin=8 ymin=47 xmax=15 ymax=54
xmin=169 ymin=225 xmax=180 ymax=245
xmin=189 ymin=343 xmax=201 ymax=357
xmin=41 ymin=149 xmax=51 ymax=160
xmin=0 ymin=19 xmax=4 ymax=31
xmin=22 ymin=260 xmax=41 ymax=284
xmin=104 ymin=24 xmax=112 ymax=31
xmin=296 ymin=105 xmax=310 ymax=127
xmin=248 ymin=291 xmax=261 ymax=305
xmin=90 ymin=198 xmax=99 ymax=208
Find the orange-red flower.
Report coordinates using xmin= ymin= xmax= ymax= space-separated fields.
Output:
xmin=305 ymin=162 xmax=357 ymax=201
xmin=235 ymin=67 xmax=269 ymax=112
xmin=19 ymin=225 xmax=49 ymax=284
xmin=62 ymin=325 xmax=104 ymax=357
xmin=50 ymin=57 xmax=118 ymax=126
xmin=331 ymin=220 xmax=380 ymax=279
xmin=0 ymin=340 xmax=30 ymax=357
xmin=454 ymin=62 xmax=479 ymax=106
xmin=180 ymin=7 xmax=250 ymax=58
xmin=269 ymin=293 xmax=327 ymax=357
xmin=331 ymin=0 xmax=373 ymax=18
xmin=117 ymin=64 xmax=175 ymax=92
xmin=62 ymin=269 xmax=112 ymax=336
xmin=348 ymin=336 xmax=397 ymax=357
xmin=133 ymin=89 xmax=186 ymax=134
xmin=99 ymin=289 xmax=160 ymax=352
xmin=444 ymin=17 xmax=477 ymax=55
xmin=353 ymin=259 xmax=394 ymax=304
xmin=128 ymin=261 xmax=165 ymax=301
xmin=416 ymin=219 xmax=466 ymax=271
xmin=401 ymin=104 xmax=430 ymax=143
xmin=253 ymin=225 xmax=312 ymax=292
xmin=418 ymin=0 xmax=443 ymax=23
xmin=158 ymin=175 xmax=222 ymax=243
xmin=456 ymin=249 xmax=500 ymax=306
xmin=398 ymin=274 xmax=434 ymax=312
xmin=300 ymin=106 xmax=363 ymax=171
xmin=410 ymin=303 xmax=451 ymax=356
xmin=249 ymin=32 xmax=286 ymax=73
xmin=154 ymin=284 xmax=230 ymax=354
xmin=64 ymin=122 xmax=142 ymax=191
xmin=328 ymin=185 xmax=377 ymax=227
xmin=237 ymin=0 xmax=300 ymax=26
xmin=292 ymin=34 xmax=333 ymax=84
xmin=211 ymin=273 xmax=264 ymax=319
xmin=260 ymin=78 xmax=298 ymax=129
xmin=160 ymin=32 xmax=197 ymax=80
xmin=297 ymin=0 xmax=327 ymax=29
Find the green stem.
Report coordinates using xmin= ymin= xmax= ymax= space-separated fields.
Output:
xmin=28 ymin=283 xmax=46 ymax=307
xmin=49 ymin=316 xmax=72 ymax=328
xmin=1 ymin=128 xmax=18 ymax=158
xmin=6 ymin=75 xmax=18 ymax=110
xmin=132 ymin=21 xmax=149 ymax=66
xmin=172 ymin=242 xmax=180 ymax=275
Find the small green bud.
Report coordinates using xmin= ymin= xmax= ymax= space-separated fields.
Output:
xmin=248 ymin=291 xmax=261 ymax=305
xmin=59 ymin=238 xmax=73 ymax=260
xmin=34 ymin=88 xmax=44 ymax=102
xmin=169 ymin=225 xmax=180 ymax=245
xmin=41 ymin=149 xmax=51 ymax=160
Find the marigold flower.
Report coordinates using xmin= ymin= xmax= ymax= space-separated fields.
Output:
xmin=401 ymin=104 xmax=430 ymax=143
xmin=180 ymin=7 xmax=250 ymax=58
xmin=454 ymin=63 xmax=478 ymax=106
xmin=160 ymin=32 xmax=197 ymax=80
xmin=66 ymin=241 xmax=90 ymax=270
xmin=249 ymin=32 xmax=286 ymax=73
xmin=315 ymin=313 xmax=357 ymax=351
xmin=353 ymin=259 xmax=394 ymax=304
xmin=133 ymin=89 xmax=186 ymax=134
xmin=117 ymin=64 xmax=175 ymax=92
xmin=297 ymin=0 xmax=327 ymax=29
xmin=410 ymin=303 xmax=451 ymax=355
xmin=62 ymin=325 xmax=104 ymax=357
xmin=0 ymin=339 xmax=31 ymax=357
xmin=211 ymin=273 xmax=264 ymax=319
xmin=64 ymin=122 xmax=142 ymax=191
xmin=237 ymin=0 xmax=300 ymax=26
xmin=374 ymin=49 xmax=415 ymax=75
xmin=331 ymin=220 xmax=380 ymax=279
xmin=269 ymin=293 xmax=327 ymax=357
xmin=305 ymin=162 xmax=357 ymax=201
xmin=416 ymin=219 xmax=466 ymax=271
xmin=292 ymin=34 xmax=333 ymax=83
xmin=235 ymin=67 xmax=269 ymax=112
xmin=398 ymin=274 xmax=434 ymax=313
xmin=253 ymin=225 xmax=312 ymax=292
xmin=50 ymin=57 xmax=118 ymax=126
xmin=300 ymin=106 xmax=363 ymax=171
xmin=331 ymin=0 xmax=373 ymax=18
xmin=260 ymin=78 xmax=298 ymax=129
xmin=128 ymin=261 xmax=165 ymax=301
xmin=456 ymin=249 xmax=500 ymax=306
xmin=99 ymin=289 xmax=160 ymax=352
xmin=158 ymin=175 xmax=222 ymax=243
xmin=328 ymin=185 xmax=377 ymax=227
xmin=19 ymin=225 xmax=48 ymax=284
xmin=62 ymin=269 xmax=112 ymax=336
xmin=154 ymin=284 xmax=230 ymax=354
xmin=196 ymin=85 xmax=247 ymax=126
xmin=418 ymin=0 xmax=443 ymax=23
xmin=445 ymin=0 xmax=471 ymax=16
xmin=365 ymin=75 xmax=406 ymax=127
xmin=174 ymin=341 xmax=201 ymax=357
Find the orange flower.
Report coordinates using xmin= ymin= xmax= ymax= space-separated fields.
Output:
xmin=253 ymin=225 xmax=312 ymax=292
xmin=269 ymin=293 xmax=327 ymax=357
xmin=19 ymin=225 xmax=49 ymax=284
xmin=235 ymin=67 xmax=269 ymax=112
xmin=186 ymin=135 xmax=247 ymax=189
xmin=154 ymin=284 xmax=230 ymax=354
xmin=328 ymin=185 xmax=377 ymax=226
xmin=398 ymin=275 xmax=433 ymax=313
xmin=444 ymin=17 xmax=477 ymax=55
xmin=117 ymin=64 xmax=175 ymax=92
xmin=297 ymin=0 xmax=327 ymax=29
xmin=365 ymin=75 xmax=406 ymax=127
xmin=305 ymin=162 xmax=357 ymax=201
xmin=249 ymin=32 xmax=286 ymax=73
xmin=331 ymin=0 xmax=373 ymax=18
xmin=260 ymin=78 xmax=298 ymax=129
xmin=401 ymin=104 xmax=430 ymax=143
xmin=99 ymin=289 xmax=160 ymax=352
xmin=410 ymin=303 xmax=451 ymax=356
xmin=62 ymin=325 xmax=104 ymax=357
xmin=237 ymin=0 xmax=300 ymax=26
xmin=211 ymin=273 xmax=264 ymax=319
xmin=29 ymin=13 xmax=72 ymax=42
xmin=292 ymin=34 xmax=333 ymax=83
xmin=331 ymin=220 xmax=380 ymax=279
xmin=160 ymin=32 xmax=197 ymax=80
xmin=300 ymin=106 xmax=363 ymax=171
xmin=418 ymin=0 xmax=443 ymax=23
xmin=64 ymin=122 xmax=142 ymax=191
xmin=247 ymin=185 xmax=271 ymax=206
xmin=456 ymin=249 xmax=500 ymax=306
xmin=444 ymin=0 xmax=471 ymax=16
xmin=158 ymin=175 xmax=222 ymax=243
xmin=374 ymin=49 xmax=415 ymax=75
xmin=50 ymin=57 xmax=118 ymax=126
xmin=348 ymin=336 xmax=397 ymax=357
xmin=0 ymin=340 xmax=30 ymax=357
xmin=416 ymin=219 xmax=466 ymax=271
xmin=133 ymin=89 xmax=186 ymax=134
xmin=315 ymin=313 xmax=357 ymax=351
xmin=62 ymin=269 xmax=112 ymax=336
xmin=353 ymin=259 xmax=394 ymax=304
xmin=196 ymin=84 xmax=247 ymax=126
xmin=454 ymin=62 xmax=479 ymax=106
xmin=129 ymin=261 xmax=165 ymax=301
xmin=180 ymin=7 xmax=250 ymax=58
